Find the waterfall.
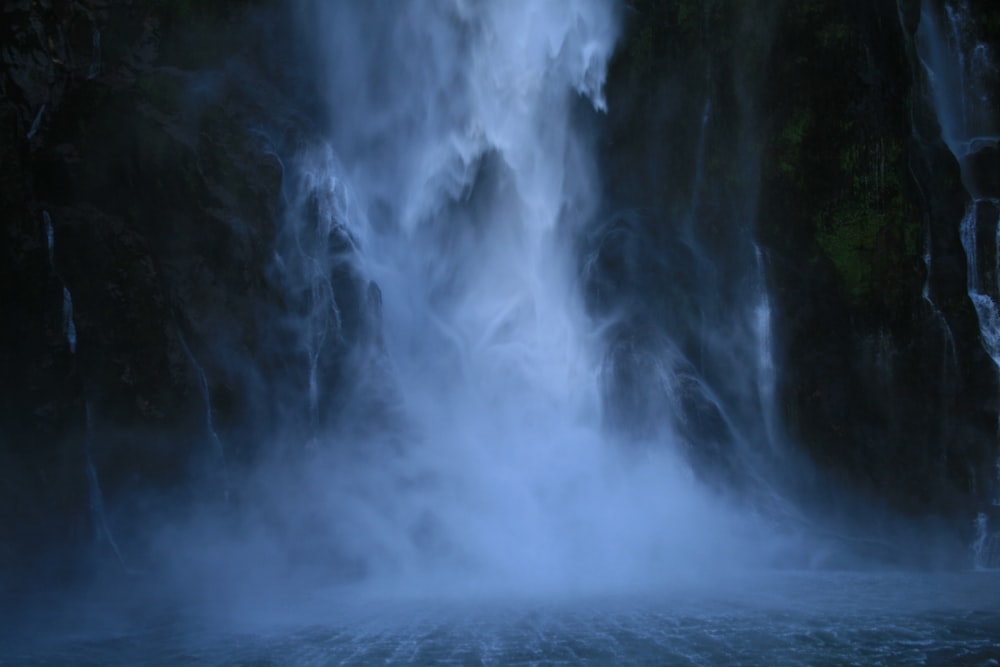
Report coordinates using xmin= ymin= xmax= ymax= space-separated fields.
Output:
xmin=278 ymin=0 xmax=781 ymax=592
xmin=922 ymin=237 xmax=959 ymax=367
xmin=62 ymin=288 xmax=77 ymax=355
xmin=84 ymin=402 xmax=125 ymax=569
xmin=917 ymin=0 xmax=1000 ymax=557
xmin=960 ymin=202 xmax=1000 ymax=370
xmin=177 ymin=331 xmax=229 ymax=501
xmin=27 ymin=103 xmax=45 ymax=141
xmin=272 ymin=144 xmax=353 ymax=442
xmin=43 ymin=211 xmax=123 ymax=568
xmin=688 ymin=97 xmax=713 ymax=229
xmin=87 ymin=29 xmax=101 ymax=80
xmin=972 ymin=511 xmax=1000 ymax=569
xmin=753 ymin=245 xmax=778 ymax=449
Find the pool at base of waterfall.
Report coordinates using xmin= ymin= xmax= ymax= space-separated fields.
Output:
xmin=5 ymin=571 xmax=1000 ymax=666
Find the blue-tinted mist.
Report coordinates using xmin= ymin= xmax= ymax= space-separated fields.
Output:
xmin=9 ymin=6 xmax=1000 ymax=664
xmin=191 ymin=0 xmax=810 ymax=599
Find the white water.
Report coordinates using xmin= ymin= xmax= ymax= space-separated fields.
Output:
xmin=917 ymin=0 xmax=1000 ymax=552
xmin=753 ymin=245 xmax=778 ymax=449
xmin=261 ymin=0 xmax=789 ymax=595
xmin=960 ymin=202 xmax=1000 ymax=368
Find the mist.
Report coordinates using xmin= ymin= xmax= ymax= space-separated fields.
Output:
xmin=119 ymin=0 xmax=807 ymax=609
xmin=9 ymin=1 xmax=1000 ymax=663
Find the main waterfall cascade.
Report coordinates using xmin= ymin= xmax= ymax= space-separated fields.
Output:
xmin=237 ymin=0 xmax=809 ymax=591
xmin=22 ymin=0 xmax=994 ymax=594
xmin=917 ymin=0 xmax=1000 ymax=566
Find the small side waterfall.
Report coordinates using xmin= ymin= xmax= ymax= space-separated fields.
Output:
xmin=87 ymin=29 xmax=101 ymax=80
xmin=917 ymin=0 xmax=1000 ymax=563
xmin=84 ymin=402 xmax=125 ymax=569
xmin=753 ymin=246 xmax=778 ymax=449
xmin=26 ymin=104 xmax=45 ymax=141
xmin=178 ymin=331 xmax=229 ymax=501
xmin=972 ymin=511 xmax=1000 ymax=569
xmin=61 ymin=288 xmax=77 ymax=355
xmin=921 ymin=239 xmax=960 ymax=368
xmin=275 ymin=146 xmax=354 ymax=442
xmin=960 ymin=201 xmax=1000 ymax=370
xmin=688 ymin=97 xmax=712 ymax=227
xmin=44 ymin=211 xmax=124 ymax=568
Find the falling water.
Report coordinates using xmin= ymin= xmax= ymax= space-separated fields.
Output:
xmin=84 ymin=402 xmax=125 ymax=569
xmin=178 ymin=331 xmax=229 ymax=500
xmin=62 ymin=288 xmax=77 ymax=355
xmin=688 ymin=97 xmax=713 ymax=226
xmin=44 ymin=211 xmax=54 ymax=264
xmin=960 ymin=202 xmax=1000 ymax=369
xmin=43 ymin=211 xmax=122 ymax=568
xmin=26 ymin=103 xmax=45 ymax=140
xmin=13 ymin=5 xmax=1000 ymax=664
xmin=753 ymin=245 xmax=778 ymax=448
xmin=273 ymin=146 xmax=351 ymax=441
xmin=922 ymin=239 xmax=959 ymax=367
xmin=917 ymin=0 xmax=1000 ymax=556
xmin=87 ymin=29 xmax=101 ymax=80
xmin=270 ymin=0 xmax=786 ymax=593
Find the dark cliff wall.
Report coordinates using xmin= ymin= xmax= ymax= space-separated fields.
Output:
xmin=601 ymin=0 xmax=999 ymax=516
xmin=758 ymin=0 xmax=998 ymax=515
xmin=3 ymin=0 xmax=999 ymax=582
xmin=0 ymin=0 xmax=381 ymax=581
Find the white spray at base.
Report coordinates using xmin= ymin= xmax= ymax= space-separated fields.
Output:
xmin=245 ymin=0 xmax=794 ymax=596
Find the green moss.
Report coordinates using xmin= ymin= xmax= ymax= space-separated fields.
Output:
xmin=815 ymin=136 xmax=920 ymax=305
xmin=775 ymin=108 xmax=812 ymax=180
xmin=673 ymin=2 xmax=698 ymax=33
xmin=790 ymin=0 xmax=826 ymax=27
xmin=816 ymin=205 xmax=883 ymax=301
xmin=628 ymin=24 xmax=654 ymax=79
xmin=818 ymin=21 xmax=851 ymax=49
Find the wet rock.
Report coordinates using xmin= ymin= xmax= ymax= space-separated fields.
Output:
xmin=964 ymin=142 xmax=1000 ymax=199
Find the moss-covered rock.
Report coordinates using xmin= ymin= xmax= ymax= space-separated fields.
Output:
xmin=755 ymin=0 xmax=998 ymax=514
xmin=600 ymin=0 xmax=998 ymax=517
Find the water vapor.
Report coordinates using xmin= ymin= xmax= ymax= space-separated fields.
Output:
xmin=198 ymin=0 xmax=799 ymax=599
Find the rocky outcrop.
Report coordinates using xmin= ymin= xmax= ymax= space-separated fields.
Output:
xmin=0 ymin=0 xmax=381 ymax=583
xmin=757 ymin=0 xmax=998 ymax=516
xmin=754 ymin=0 xmax=990 ymax=515
xmin=599 ymin=0 xmax=998 ymax=518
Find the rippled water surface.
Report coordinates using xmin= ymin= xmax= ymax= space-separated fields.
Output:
xmin=5 ymin=571 xmax=1000 ymax=665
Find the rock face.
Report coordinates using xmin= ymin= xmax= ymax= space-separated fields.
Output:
xmin=0 ymin=0 xmax=380 ymax=582
xmin=599 ymin=0 xmax=999 ymax=517
xmin=758 ymin=0 xmax=997 ymax=515
xmin=3 ymin=0 xmax=1000 ymax=582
